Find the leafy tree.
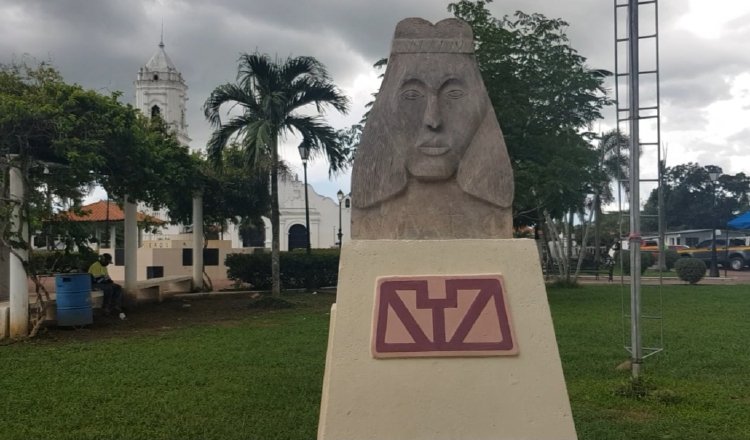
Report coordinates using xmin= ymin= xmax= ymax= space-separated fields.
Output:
xmin=166 ymin=145 xmax=271 ymax=240
xmin=337 ymin=2 xmax=611 ymax=281
xmin=448 ymin=0 xmax=611 ymax=226
xmin=642 ymin=163 xmax=750 ymax=232
xmin=0 ymin=63 xmax=102 ymax=204
xmin=586 ymin=210 xmax=626 ymax=250
xmin=342 ymin=3 xmax=609 ymax=232
xmin=591 ymin=130 xmax=629 ymax=266
xmin=203 ymin=53 xmax=349 ymax=296
xmin=1 ymin=61 xmax=196 ymax=264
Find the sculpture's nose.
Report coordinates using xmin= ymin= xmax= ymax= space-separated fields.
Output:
xmin=423 ymin=94 xmax=442 ymax=130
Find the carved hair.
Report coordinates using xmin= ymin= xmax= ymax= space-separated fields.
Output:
xmin=352 ymin=18 xmax=514 ymax=209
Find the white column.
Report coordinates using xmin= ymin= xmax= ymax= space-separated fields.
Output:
xmin=192 ymin=195 xmax=203 ymax=291
xmin=124 ymin=196 xmax=138 ymax=303
xmin=8 ymin=164 xmax=28 ymax=338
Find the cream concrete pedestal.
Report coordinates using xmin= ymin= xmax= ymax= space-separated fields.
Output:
xmin=318 ymin=239 xmax=577 ymax=440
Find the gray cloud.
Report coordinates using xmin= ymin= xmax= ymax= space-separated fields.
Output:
xmin=727 ymin=127 xmax=750 ymax=146
xmin=3 ymin=0 xmax=750 ymax=194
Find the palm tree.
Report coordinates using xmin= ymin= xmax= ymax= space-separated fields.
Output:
xmin=592 ymin=129 xmax=629 ymax=270
xmin=203 ymin=53 xmax=349 ymax=296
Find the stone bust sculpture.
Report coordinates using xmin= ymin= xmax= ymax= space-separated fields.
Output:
xmin=351 ymin=18 xmax=514 ymax=239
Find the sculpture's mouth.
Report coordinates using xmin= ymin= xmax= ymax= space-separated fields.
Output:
xmin=418 ymin=144 xmax=450 ymax=156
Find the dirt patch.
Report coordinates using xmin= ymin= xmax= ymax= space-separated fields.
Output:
xmin=34 ymin=291 xmax=334 ymax=343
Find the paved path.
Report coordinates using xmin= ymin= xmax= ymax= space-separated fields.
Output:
xmin=23 ymin=269 xmax=750 ymax=297
xmin=573 ymin=271 xmax=750 ymax=285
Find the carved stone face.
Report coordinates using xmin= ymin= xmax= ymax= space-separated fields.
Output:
xmin=395 ymin=54 xmax=487 ymax=181
xmin=350 ymin=18 xmax=514 ymax=239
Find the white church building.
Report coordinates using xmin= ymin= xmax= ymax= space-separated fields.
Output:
xmin=135 ymin=38 xmax=191 ymax=147
xmin=134 ymin=38 xmax=351 ymax=251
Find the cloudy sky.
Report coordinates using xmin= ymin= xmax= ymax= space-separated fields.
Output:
xmin=2 ymin=0 xmax=750 ymax=204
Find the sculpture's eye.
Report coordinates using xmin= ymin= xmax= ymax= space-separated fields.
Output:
xmin=401 ymin=89 xmax=424 ymax=100
xmin=445 ymin=89 xmax=465 ymax=99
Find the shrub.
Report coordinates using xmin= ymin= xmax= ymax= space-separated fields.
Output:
xmin=640 ymin=250 xmax=655 ymax=270
xmin=648 ymin=249 xmax=680 ymax=271
xmin=225 ymin=249 xmax=340 ymax=290
xmin=226 ymin=253 xmax=273 ymax=290
xmin=28 ymin=249 xmax=99 ymax=275
xmin=674 ymin=258 xmax=707 ymax=284
xmin=616 ymin=250 xmax=654 ymax=275
xmin=574 ymin=254 xmax=599 ymax=271
xmin=664 ymin=249 xmax=680 ymax=270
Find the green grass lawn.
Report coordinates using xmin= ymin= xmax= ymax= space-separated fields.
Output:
xmin=1 ymin=286 xmax=749 ymax=440
xmin=552 ymin=284 xmax=750 ymax=440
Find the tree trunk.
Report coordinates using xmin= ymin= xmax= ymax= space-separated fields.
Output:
xmin=543 ymin=211 xmax=566 ymax=278
xmin=270 ymin=136 xmax=281 ymax=297
xmin=191 ymin=194 xmax=204 ymax=292
xmin=573 ymin=208 xmax=594 ymax=282
xmin=533 ymin=222 xmax=545 ymax=271
xmin=565 ymin=211 xmax=574 ymax=282
xmin=593 ymin=192 xmax=601 ymax=277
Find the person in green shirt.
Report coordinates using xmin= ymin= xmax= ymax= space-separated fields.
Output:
xmin=88 ymin=253 xmax=124 ymax=316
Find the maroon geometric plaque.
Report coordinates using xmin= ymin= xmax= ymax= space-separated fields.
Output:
xmin=372 ymin=275 xmax=517 ymax=358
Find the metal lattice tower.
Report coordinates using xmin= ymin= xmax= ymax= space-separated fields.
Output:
xmin=614 ymin=0 xmax=664 ymax=378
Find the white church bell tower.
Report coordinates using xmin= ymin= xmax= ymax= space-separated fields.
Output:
xmin=135 ymin=34 xmax=191 ymax=239
xmin=135 ymin=36 xmax=191 ymax=147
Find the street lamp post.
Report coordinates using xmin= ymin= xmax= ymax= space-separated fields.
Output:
xmin=337 ymin=190 xmax=344 ymax=249
xmin=298 ymin=143 xmax=311 ymax=254
xmin=709 ymin=171 xmax=720 ymax=278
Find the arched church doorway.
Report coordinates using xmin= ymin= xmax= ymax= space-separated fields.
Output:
xmin=288 ymin=224 xmax=308 ymax=251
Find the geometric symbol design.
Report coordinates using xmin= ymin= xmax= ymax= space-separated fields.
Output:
xmin=372 ymin=275 xmax=518 ymax=358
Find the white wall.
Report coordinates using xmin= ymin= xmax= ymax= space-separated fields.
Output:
xmin=136 ymin=178 xmax=351 ymax=252
xmin=271 ymin=177 xmax=351 ymax=250
xmin=101 ymin=240 xmax=257 ymax=282
xmin=221 ymin=177 xmax=351 ymax=250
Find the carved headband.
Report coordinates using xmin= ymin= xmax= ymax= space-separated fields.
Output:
xmin=390 ymin=38 xmax=474 ymax=54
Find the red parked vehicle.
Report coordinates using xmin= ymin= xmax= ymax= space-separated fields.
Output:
xmin=640 ymin=240 xmax=689 ymax=259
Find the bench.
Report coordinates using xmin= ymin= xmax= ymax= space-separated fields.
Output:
xmin=136 ymin=275 xmax=193 ymax=303
xmin=42 ymin=275 xmax=192 ymax=323
xmin=6 ymin=276 xmax=194 ymax=331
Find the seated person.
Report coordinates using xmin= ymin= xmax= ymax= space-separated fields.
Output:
xmin=88 ymin=253 xmax=124 ymax=317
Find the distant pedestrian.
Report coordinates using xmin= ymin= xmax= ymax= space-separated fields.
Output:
xmin=607 ymin=242 xmax=621 ymax=282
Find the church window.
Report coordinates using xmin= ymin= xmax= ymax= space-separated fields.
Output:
xmin=345 ymin=198 xmax=351 ymax=208
xmin=153 ymin=74 xmax=159 ymax=81
xmin=151 ymin=105 xmax=161 ymax=119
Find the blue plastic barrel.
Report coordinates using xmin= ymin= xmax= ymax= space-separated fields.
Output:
xmin=55 ymin=273 xmax=93 ymax=326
